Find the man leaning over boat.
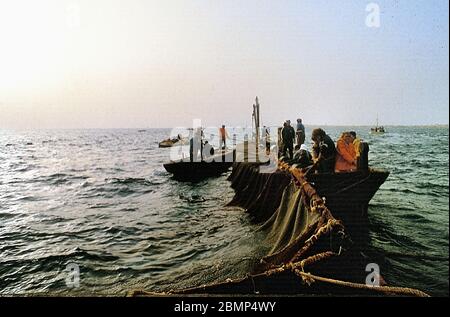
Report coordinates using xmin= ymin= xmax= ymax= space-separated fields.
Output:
xmin=311 ymin=128 xmax=336 ymax=173
xmin=280 ymin=128 xmax=369 ymax=174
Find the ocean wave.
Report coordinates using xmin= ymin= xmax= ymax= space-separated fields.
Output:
xmin=179 ymin=193 xmax=206 ymax=203
xmin=10 ymin=163 xmax=38 ymax=173
xmin=400 ymin=213 xmax=431 ymax=222
xmin=42 ymin=140 xmax=57 ymax=144
xmin=0 ymin=212 xmax=16 ymax=219
xmin=169 ymin=248 xmax=207 ymax=264
xmin=372 ymin=227 xmax=427 ymax=250
xmin=103 ymin=226 xmax=142 ymax=236
xmin=381 ymin=186 xmax=445 ymax=198
xmin=29 ymin=173 xmax=90 ymax=186
xmin=78 ymin=177 xmax=157 ymax=198
xmin=414 ymin=181 xmax=449 ymax=192
xmin=105 ymin=177 xmax=156 ymax=186
xmin=87 ymin=263 xmax=171 ymax=277
xmin=120 ymin=207 xmax=138 ymax=212
xmin=15 ymin=195 xmax=41 ymax=202
xmin=369 ymin=202 xmax=416 ymax=212
xmin=0 ymin=247 xmax=120 ymax=269
xmin=81 ymin=186 xmax=137 ymax=198
xmin=88 ymin=203 xmax=114 ymax=209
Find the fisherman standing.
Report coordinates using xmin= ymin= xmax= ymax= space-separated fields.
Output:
xmin=264 ymin=126 xmax=271 ymax=154
xmin=219 ymin=125 xmax=229 ymax=150
xmin=281 ymin=120 xmax=296 ymax=159
xmin=190 ymin=128 xmax=203 ymax=162
xmin=296 ymin=118 xmax=305 ymax=146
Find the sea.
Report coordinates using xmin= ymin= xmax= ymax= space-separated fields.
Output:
xmin=0 ymin=126 xmax=448 ymax=296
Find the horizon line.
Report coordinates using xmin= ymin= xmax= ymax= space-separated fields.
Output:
xmin=1 ymin=123 xmax=449 ymax=130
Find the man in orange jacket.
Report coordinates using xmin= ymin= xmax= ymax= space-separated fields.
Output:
xmin=219 ymin=125 xmax=230 ymax=150
xmin=335 ymin=132 xmax=357 ymax=172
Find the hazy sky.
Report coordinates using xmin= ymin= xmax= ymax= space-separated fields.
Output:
xmin=0 ymin=0 xmax=448 ymax=129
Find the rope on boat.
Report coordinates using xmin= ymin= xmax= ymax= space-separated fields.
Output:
xmin=258 ymin=251 xmax=430 ymax=297
xmin=276 ymin=162 xmax=431 ymax=297
xmin=333 ymin=174 xmax=372 ymax=195
xmin=261 ymin=251 xmax=337 ymax=277
xmin=295 ymin=251 xmax=336 ymax=272
xmin=293 ymin=270 xmax=430 ymax=297
xmin=290 ymin=219 xmax=343 ymax=263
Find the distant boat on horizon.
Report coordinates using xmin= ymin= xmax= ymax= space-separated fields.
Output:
xmin=370 ymin=116 xmax=386 ymax=134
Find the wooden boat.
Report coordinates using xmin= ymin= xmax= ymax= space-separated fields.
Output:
xmin=135 ymin=99 xmax=429 ymax=297
xmin=304 ymin=168 xmax=389 ymax=239
xmin=163 ymin=149 xmax=235 ymax=181
xmin=230 ymin=161 xmax=389 ymax=238
xmin=306 ymin=169 xmax=389 ymax=216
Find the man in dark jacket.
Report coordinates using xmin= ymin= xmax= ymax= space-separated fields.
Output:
xmin=281 ymin=120 xmax=296 ymax=159
xmin=311 ymin=128 xmax=336 ymax=173
xmin=296 ymin=118 xmax=306 ymax=146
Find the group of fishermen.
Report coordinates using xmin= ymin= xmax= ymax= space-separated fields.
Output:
xmin=280 ymin=119 xmax=369 ymax=174
xmin=187 ymin=121 xmax=368 ymax=173
xmin=188 ymin=125 xmax=229 ymax=162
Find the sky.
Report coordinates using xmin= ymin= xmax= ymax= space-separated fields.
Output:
xmin=0 ymin=0 xmax=448 ymax=129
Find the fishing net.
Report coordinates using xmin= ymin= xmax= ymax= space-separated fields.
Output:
xmin=132 ymin=162 xmax=429 ymax=297
xmin=227 ymin=162 xmax=347 ymax=274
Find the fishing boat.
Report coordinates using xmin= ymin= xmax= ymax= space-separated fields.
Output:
xmin=370 ymin=116 xmax=386 ymax=134
xmin=134 ymin=99 xmax=429 ymax=297
xmin=298 ymin=167 xmax=389 ymax=239
xmin=163 ymin=149 xmax=236 ymax=181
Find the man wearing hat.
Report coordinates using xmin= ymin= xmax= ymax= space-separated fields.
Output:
xmin=281 ymin=120 xmax=296 ymax=159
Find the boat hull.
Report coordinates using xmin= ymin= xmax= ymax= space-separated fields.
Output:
xmin=228 ymin=162 xmax=389 ymax=242
xmin=163 ymin=150 xmax=235 ymax=181
xmin=305 ymin=169 xmax=389 ymax=240
xmin=307 ymin=169 xmax=389 ymax=216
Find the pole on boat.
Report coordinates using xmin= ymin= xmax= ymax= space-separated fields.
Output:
xmin=244 ymin=134 xmax=248 ymax=162
xmin=254 ymin=96 xmax=260 ymax=161
xmin=255 ymin=96 xmax=260 ymax=143
xmin=233 ymin=134 xmax=237 ymax=162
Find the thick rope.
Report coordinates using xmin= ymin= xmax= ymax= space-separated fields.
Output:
xmin=294 ymin=251 xmax=336 ymax=272
xmin=290 ymin=217 xmax=343 ymax=263
xmin=293 ymin=270 xmax=430 ymax=297
xmin=261 ymin=251 xmax=337 ymax=278
xmin=333 ymin=174 xmax=372 ymax=195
